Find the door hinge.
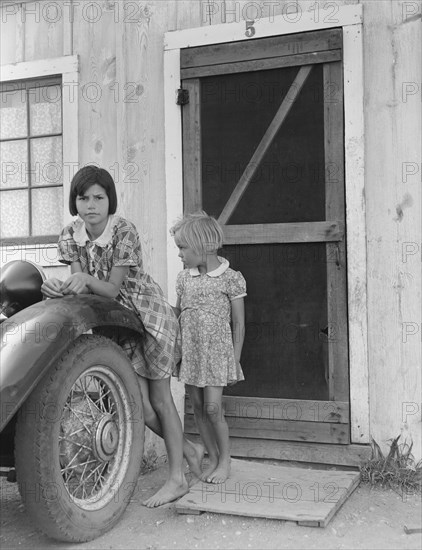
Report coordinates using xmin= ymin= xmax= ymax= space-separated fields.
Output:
xmin=176 ymin=88 xmax=189 ymax=105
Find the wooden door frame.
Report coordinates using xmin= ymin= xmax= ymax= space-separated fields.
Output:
xmin=164 ymin=4 xmax=369 ymax=446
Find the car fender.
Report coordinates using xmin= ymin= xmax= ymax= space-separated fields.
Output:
xmin=0 ymin=295 xmax=145 ymax=431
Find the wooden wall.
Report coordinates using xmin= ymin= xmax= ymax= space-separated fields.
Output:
xmin=363 ymin=0 xmax=421 ymax=459
xmin=1 ymin=0 xmax=421 ymax=460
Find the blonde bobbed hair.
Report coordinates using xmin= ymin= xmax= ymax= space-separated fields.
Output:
xmin=170 ymin=211 xmax=223 ymax=255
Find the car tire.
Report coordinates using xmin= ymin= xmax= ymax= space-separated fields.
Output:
xmin=14 ymin=334 xmax=145 ymax=542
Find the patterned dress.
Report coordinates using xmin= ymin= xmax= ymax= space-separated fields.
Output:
xmin=176 ymin=258 xmax=247 ymax=387
xmin=58 ymin=214 xmax=181 ymax=379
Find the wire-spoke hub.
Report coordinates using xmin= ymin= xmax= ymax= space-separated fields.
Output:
xmin=58 ymin=367 xmax=131 ymax=506
xmin=94 ymin=415 xmax=119 ymax=461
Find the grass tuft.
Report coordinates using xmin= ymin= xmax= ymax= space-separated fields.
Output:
xmin=140 ymin=449 xmax=161 ymax=474
xmin=360 ymin=435 xmax=422 ymax=496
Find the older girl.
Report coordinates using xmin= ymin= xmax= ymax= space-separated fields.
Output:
xmin=42 ymin=165 xmax=203 ymax=506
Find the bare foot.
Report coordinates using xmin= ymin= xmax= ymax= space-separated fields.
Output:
xmin=199 ymin=456 xmax=219 ymax=483
xmin=142 ymin=477 xmax=189 ymax=508
xmin=184 ymin=439 xmax=205 ymax=479
xmin=206 ymin=460 xmax=230 ymax=484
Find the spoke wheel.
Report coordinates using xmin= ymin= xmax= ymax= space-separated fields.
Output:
xmin=15 ymin=334 xmax=144 ymax=542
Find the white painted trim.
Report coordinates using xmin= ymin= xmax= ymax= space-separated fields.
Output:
xmin=163 ymin=4 xmax=369 ymax=443
xmin=0 ymin=55 xmax=80 ymax=266
xmin=15 ymin=3 xmax=24 ymax=63
xmin=343 ymin=23 xmax=369 ymax=444
xmin=63 ymin=6 xmax=73 ymax=56
xmin=165 ymin=4 xmax=362 ymax=50
xmin=0 ymin=55 xmax=79 ymax=81
xmin=164 ymin=49 xmax=183 ymax=307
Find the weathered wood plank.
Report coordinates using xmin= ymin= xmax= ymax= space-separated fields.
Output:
xmin=185 ymin=395 xmax=349 ymax=423
xmin=218 ymin=65 xmax=312 ymax=224
xmin=165 ymin=5 xmax=363 ymax=51
xmin=181 ymin=50 xmax=341 ymax=79
xmin=62 ymin=0 xmax=73 ymax=56
xmin=24 ymin=0 xmax=64 ymax=61
xmin=176 ymin=458 xmax=360 ymax=526
xmin=323 ymin=468 xmax=361 ymax=526
xmin=323 ymin=61 xmax=349 ymax=404
xmin=184 ymin=415 xmax=349 ymax=444
xmin=181 ymin=29 xmax=342 ymax=68
xmin=73 ymin=1 xmax=117 ymax=170
xmin=165 ymin=0 xmax=206 ymax=306
xmin=189 ymin=459 xmax=360 ymax=495
xmin=16 ymin=3 xmax=25 ymax=63
xmin=61 ymin=66 xmax=79 ymax=226
xmin=178 ymin=491 xmax=334 ymax=523
xmin=186 ymin=435 xmax=371 ymax=467
xmin=361 ymin=1 xmax=421 ymax=453
xmin=0 ymin=3 xmax=23 ymax=64
xmin=164 ymin=46 xmax=184 ymax=308
xmin=175 ymin=0 xmax=205 ymax=30
xmin=0 ymin=56 xmax=78 ymax=81
xmin=119 ymin=0 xmax=158 ymax=279
xmin=223 ymin=222 xmax=344 ymax=244
xmin=223 ymin=0 xmax=358 ymax=23
xmin=182 ymin=79 xmax=202 ymax=212
xmin=342 ymin=21 xmax=369 ymax=444
xmin=176 ymin=507 xmax=201 ymax=515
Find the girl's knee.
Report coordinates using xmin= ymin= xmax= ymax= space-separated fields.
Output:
xmin=203 ymin=402 xmax=224 ymax=424
xmin=138 ymin=395 xmax=156 ymax=426
xmin=142 ymin=406 xmax=157 ymax=427
xmin=150 ymin=393 xmax=174 ymax=417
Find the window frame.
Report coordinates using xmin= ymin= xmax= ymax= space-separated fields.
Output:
xmin=0 ymin=55 xmax=78 ymax=267
xmin=163 ymin=5 xmax=369 ymax=445
xmin=1 ymin=75 xmax=64 ymax=244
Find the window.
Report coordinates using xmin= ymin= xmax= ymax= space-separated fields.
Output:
xmin=0 ymin=55 xmax=78 ymax=271
xmin=0 ymin=77 xmax=64 ymax=243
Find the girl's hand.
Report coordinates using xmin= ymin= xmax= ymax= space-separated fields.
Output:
xmin=61 ymin=273 xmax=90 ymax=295
xmin=41 ymin=278 xmax=64 ymax=298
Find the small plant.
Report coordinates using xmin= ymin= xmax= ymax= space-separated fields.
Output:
xmin=360 ymin=435 xmax=422 ymax=496
xmin=140 ymin=449 xmax=161 ymax=474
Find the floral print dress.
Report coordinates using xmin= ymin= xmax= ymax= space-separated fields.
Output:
xmin=176 ymin=258 xmax=247 ymax=387
xmin=58 ymin=214 xmax=181 ymax=379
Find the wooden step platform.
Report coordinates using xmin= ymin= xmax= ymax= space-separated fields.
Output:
xmin=176 ymin=459 xmax=360 ymax=527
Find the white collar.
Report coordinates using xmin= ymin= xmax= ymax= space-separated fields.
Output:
xmin=73 ymin=214 xmax=117 ymax=247
xmin=189 ymin=257 xmax=230 ymax=278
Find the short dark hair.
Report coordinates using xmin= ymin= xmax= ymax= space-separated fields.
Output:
xmin=69 ymin=165 xmax=118 ymax=216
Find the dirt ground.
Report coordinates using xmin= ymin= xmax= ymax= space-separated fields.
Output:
xmin=1 ymin=460 xmax=421 ymax=550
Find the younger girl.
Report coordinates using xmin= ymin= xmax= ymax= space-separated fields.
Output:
xmin=171 ymin=212 xmax=246 ymax=484
xmin=41 ymin=165 xmax=204 ymax=506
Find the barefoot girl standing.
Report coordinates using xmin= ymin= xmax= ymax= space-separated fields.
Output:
xmin=171 ymin=211 xmax=246 ymax=483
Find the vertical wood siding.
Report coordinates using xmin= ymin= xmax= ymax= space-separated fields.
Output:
xmin=363 ymin=0 xmax=421 ymax=457
xmin=1 ymin=0 xmax=420 ymax=458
